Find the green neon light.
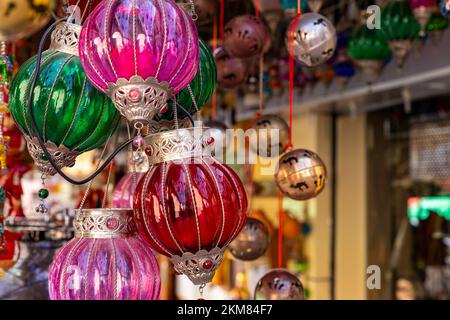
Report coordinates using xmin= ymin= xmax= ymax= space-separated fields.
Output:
xmin=408 ymin=197 xmax=450 ymax=224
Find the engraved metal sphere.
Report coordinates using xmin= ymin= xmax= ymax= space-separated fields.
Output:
xmin=228 ymin=217 xmax=270 ymax=261
xmin=215 ymin=47 xmax=249 ymax=89
xmin=193 ymin=0 xmax=217 ymax=26
xmin=223 ymin=15 xmax=267 ymax=58
xmin=275 ymin=149 xmax=327 ymax=201
xmin=254 ymin=269 xmax=305 ymax=300
xmin=250 ymin=115 xmax=290 ymax=157
xmin=286 ymin=13 xmax=337 ymax=67
xmin=0 ymin=0 xmax=57 ymax=41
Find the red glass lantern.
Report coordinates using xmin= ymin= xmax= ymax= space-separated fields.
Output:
xmin=134 ymin=128 xmax=247 ymax=285
xmin=0 ymin=230 xmax=21 ymax=274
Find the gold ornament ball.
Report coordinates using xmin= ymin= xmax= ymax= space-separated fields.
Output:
xmin=0 ymin=0 xmax=57 ymax=41
xmin=254 ymin=269 xmax=305 ymax=300
xmin=275 ymin=149 xmax=327 ymax=201
xmin=250 ymin=115 xmax=290 ymax=158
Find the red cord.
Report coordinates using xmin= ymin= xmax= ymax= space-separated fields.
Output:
xmin=212 ymin=15 xmax=218 ymax=120
xmin=219 ymin=0 xmax=225 ymax=43
xmin=255 ymin=0 xmax=260 ymax=17
xmin=278 ymin=191 xmax=284 ymax=268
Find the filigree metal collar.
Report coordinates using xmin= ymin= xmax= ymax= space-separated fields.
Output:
xmin=50 ymin=22 xmax=82 ymax=56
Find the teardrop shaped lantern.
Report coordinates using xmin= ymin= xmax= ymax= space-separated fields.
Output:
xmin=426 ymin=12 xmax=449 ymax=45
xmin=8 ymin=22 xmax=120 ymax=176
xmin=381 ymin=0 xmax=420 ymax=68
xmin=48 ymin=209 xmax=161 ymax=300
xmin=79 ymin=0 xmax=200 ymax=126
xmin=134 ymin=128 xmax=247 ymax=286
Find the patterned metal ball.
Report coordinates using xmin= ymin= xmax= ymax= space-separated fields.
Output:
xmin=275 ymin=149 xmax=327 ymax=201
xmin=228 ymin=217 xmax=270 ymax=261
xmin=223 ymin=15 xmax=267 ymax=58
xmin=0 ymin=0 xmax=57 ymax=41
xmin=250 ymin=115 xmax=290 ymax=157
xmin=193 ymin=0 xmax=217 ymax=26
xmin=254 ymin=269 xmax=305 ymax=300
xmin=215 ymin=47 xmax=249 ymax=89
xmin=286 ymin=12 xmax=337 ymax=67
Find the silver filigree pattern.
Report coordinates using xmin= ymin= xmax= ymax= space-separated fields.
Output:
xmin=170 ymin=247 xmax=225 ymax=285
xmin=74 ymin=209 xmax=137 ymax=239
xmin=145 ymin=127 xmax=214 ymax=165
xmin=147 ymin=117 xmax=192 ymax=133
xmin=25 ymin=136 xmax=79 ymax=176
xmin=107 ymin=75 xmax=171 ymax=124
xmin=49 ymin=22 xmax=82 ymax=56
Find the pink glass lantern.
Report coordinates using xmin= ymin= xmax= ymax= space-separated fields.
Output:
xmin=79 ymin=0 xmax=200 ymax=125
xmin=48 ymin=209 xmax=161 ymax=300
xmin=409 ymin=0 xmax=436 ymax=36
xmin=113 ymin=172 xmax=145 ymax=209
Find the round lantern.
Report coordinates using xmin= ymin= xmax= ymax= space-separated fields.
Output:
xmin=286 ymin=13 xmax=337 ymax=67
xmin=409 ymin=0 xmax=436 ymax=37
xmin=134 ymin=128 xmax=247 ymax=286
xmin=426 ymin=12 xmax=449 ymax=44
xmin=156 ymin=39 xmax=217 ymax=122
xmin=275 ymin=149 xmax=327 ymax=201
xmin=113 ymin=172 xmax=146 ymax=209
xmin=254 ymin=269 xmax=305 ymax=300
xmin=381 ymin=0 xmax=420 ymax=67
xmin=348 ymin=19 xmax=391 ymax=83
xmin=8 ymin=22 xmax=119 ymax=176
xmin=48 ymin=209 xmax=161 ymax=300
xmin=215 ymin=47 xmax=249 ymax=89
xmin=250 ymin=115 xmax=290 ymax=158
xmin=228 ymin=217 xmax=270 ymax=261
xmin=0 ymin=0 xmax=57 ymax=41
xmin=223 ymin=15 xmax=268 ymax=58
xmin=79 ymin=0 xmax=200 ymax=125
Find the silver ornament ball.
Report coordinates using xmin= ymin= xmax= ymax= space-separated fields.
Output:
xmin=254 ymin=269 xmax=305 ymax=300
xmin=250 ymin=115 xmax=290 ymax=158
xmin=286 ymin=13 xmax=337 ymax=67
xmin=228 ymin=217 xmax=270 ymax=261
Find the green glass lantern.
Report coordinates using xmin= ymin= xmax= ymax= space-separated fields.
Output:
xmin=154 ymin=38 xmax=217 ymax=125
xmin=426 ymin=12 xmax=449 ymax=45
xmin=348 ymin=20 xmax=391 ymax=83
xmin=381 ymin=0 xmax=420 ymax=67
xmin=8 ymin=22 xmax=119 ymax=176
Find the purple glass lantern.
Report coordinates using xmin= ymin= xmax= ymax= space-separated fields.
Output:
xmin=79 ymin=0 xmax=200 ymax=125
xmin=48 ymin=209 xmax=161 ymax=300
xmin=113 ymin=172 xmax=145 ymax=209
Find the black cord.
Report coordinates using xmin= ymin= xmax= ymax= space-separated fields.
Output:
xmin=172 ymin=100 xmax=196 ymax=126
xmin=26 ymin=18 xmax=133 ymax=185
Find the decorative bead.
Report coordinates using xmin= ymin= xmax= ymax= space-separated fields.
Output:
xmin=128 ymin=88 xmax=141 ymax=102
xmin=145 ymin=146 xmax=153 ymax=156
xmin=133 ymin=135 xmax=146 ymax=148
xmin=38 ymin=188 xmax=49 ymax=199
xmin=203 ymin=260 xmax=213 ymax=270
xmin=40 ymin=154 xmax=48 ymax=161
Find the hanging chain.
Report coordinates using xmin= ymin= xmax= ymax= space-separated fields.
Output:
xmin=183 ymin=0 xmax=198 ymax=21
xmin=199 ymin=283 xmax=206 ymax=299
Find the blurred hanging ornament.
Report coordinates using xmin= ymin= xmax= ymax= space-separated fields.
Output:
xmin=48 ymin=209 xmax=161 ymax=300
xmin=439 ymin=0 xmax=450 ymax=16
xmin=250 ymin=115 xmax=290 ymax=158
xmin=314 ymin=64 xmax=335 ymax=88
xmin=0 ymin=230 xmax=21 ymax=275
xmin=426 ymin=12 xmax=449 ymax=45
xmin=307 ymin=0 xmax=323 ymax=13
xmin=223 ymin=15 xmax=268 ymax=58
xmin=333 ymin=60 xmax=355 ymax=87
xmin=67 ymin=0 xmax=103 ymax=16
xmin=215 ymin=47 xmax=249 ymax=89
xmin=182 ymin=0 xmax=217 ymax=26
xmin=9 ymin=22 xmax=119 ymax=177
xmin=228 ymin=217 xmax=270 ymax=261
xmin=381 ymin=0 xmax=420 ymax=68
xmin=156 ymin=39 xmax=217 ymax=123
xmin=134 ymin=128 xmax=247 ymax=286
xmin=286 ymin=13 xmax=337 ymax=67
xmin=0 ymin=0 xmax=57 ymax=41
xmin=348 ymin=14 xmax=391 ymax=83
xmin=79 ymin=0 xmax=200 ymax=126
xmin=254 ymin=269 xmax=305 ymax=300
xmin=275 ymin=149 xmax=327 ymax=201
xmin=409 ymin=0 xmax=436 ymax=37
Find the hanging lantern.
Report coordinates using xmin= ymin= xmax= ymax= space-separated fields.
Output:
xmin=228 ymin=217 xmax=270 ymax=261
xmin=409 ymin=0 xmax=436 ymax=37
xmin=275 ymin=149 xmax=327 ymax=201
xmin=134 ymin=128 xmax=247 ymax=286
xmin=286 ymin=13 xmax=337 ymax=67
xmin=439 ymin=0 xmax=450 ymax=16
xmin=0 ymin=230 xmax=21 ymax=276
xmin=348 ymin=15 xmax=391 ymax=83
xmin=381 ymin=0 xmax=420 ymax=68
xmin=250 ymin=115 xmax=290 ymax=158
xmin=0 ymin=0 xmax=57 ymax=41
xmin=113 ymin=173 xmax=145 ymax=209
xmin=155 ymin=39 xmax=217 ymax=123
xmin=215 ymin=47 xmax=249 ymax=89
xmin=48 ymin=209 xmax=161 ymax=300
xmin=79 ymin=0 xmax=200 ymax=125
xmin=254 ymin=269 xmax=305 ymax=300
xmin=8 ymin=22 xmax=120 ymax=177
xmin=426 ymin=12 xmax=449 ymax=45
